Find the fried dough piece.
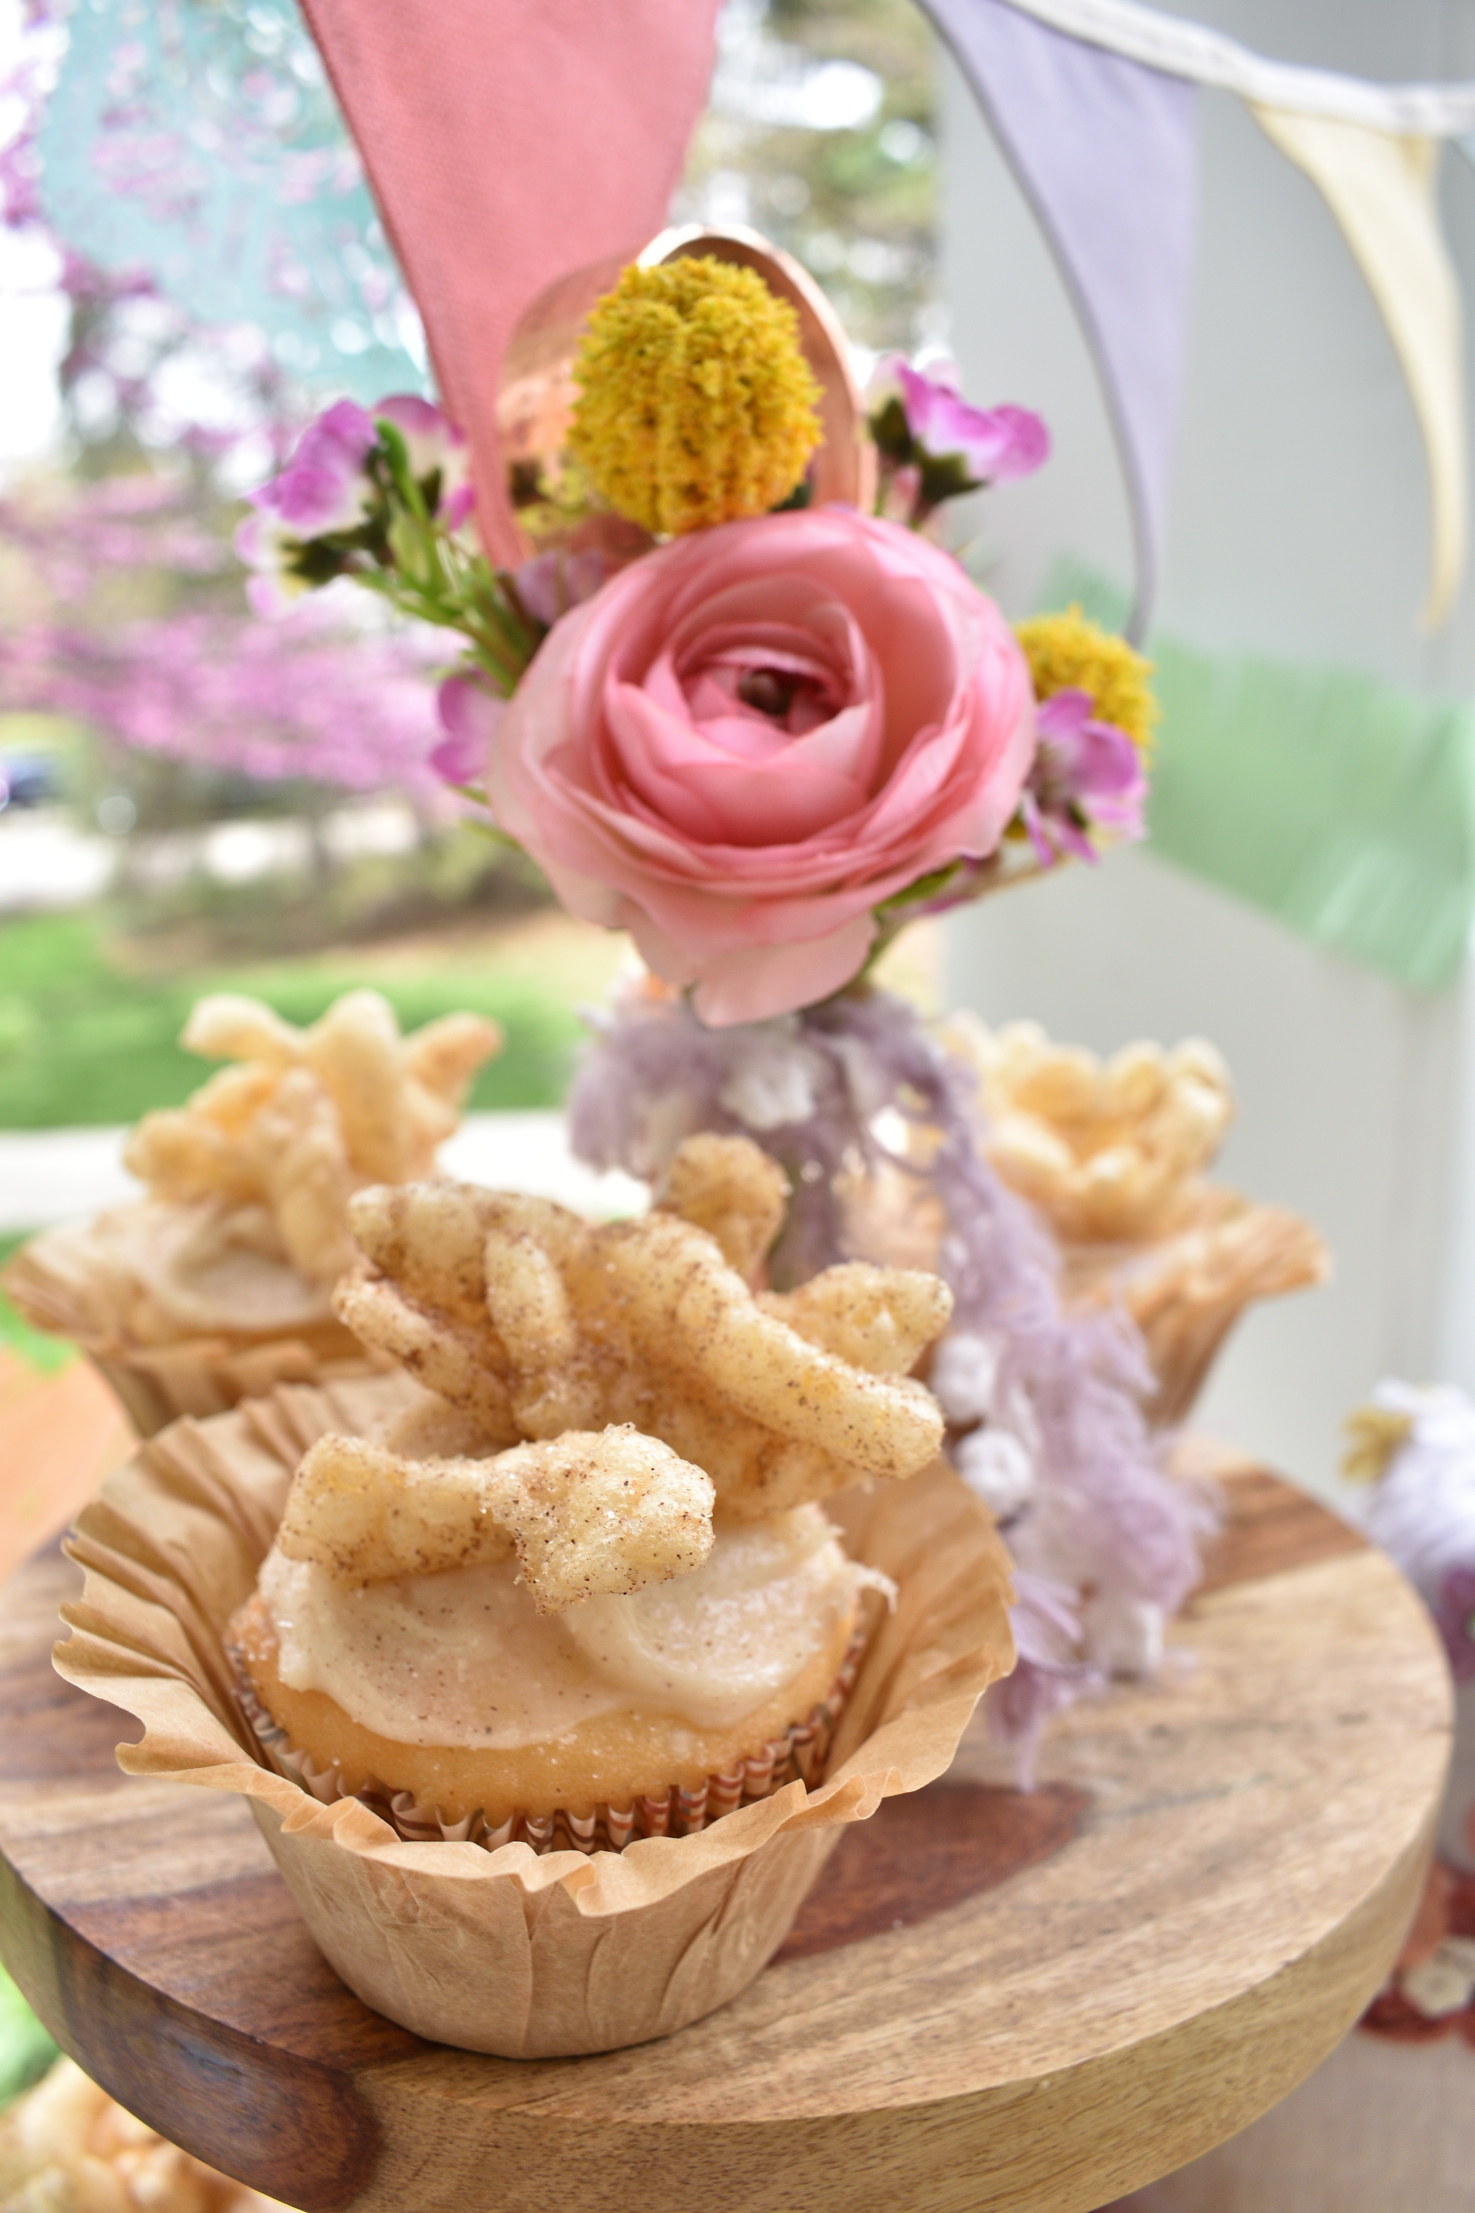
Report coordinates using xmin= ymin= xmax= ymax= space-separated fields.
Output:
xmin=249 ymin=1068 xmax=359 ymax=1282
xmin=279 ymin=1424 xmax=714 ymax=1611
xmin=335 ymin=1136 xmax=952 ymax=1519
xmin=760 ymin=1262 xmax=953 ymax=1374
xmin=122 ymin=989 xmax=503 ymax=1287
xmin=334 ymin=1268 xmax=521 ymax=1443
xmin=654 ymin=1132 xmax=789 ymax=1280
xmin=950 ymin=1014 xmax=1234 ymax=1243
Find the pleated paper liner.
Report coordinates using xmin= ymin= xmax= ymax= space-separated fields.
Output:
xmin=3 ymin=1226 xmax=381 ymax=1437
xmin=228 ymin=1626 xmax=867 ymax=1855
xmin=89 ymin=1332 xmax=381 ymax=1438
xmin=845 ymin=1162 xmax=1327 ymax=1429
xmin=53 ymin=1374 xmax=1016 ymax=2058
xmin=1058 ymin=1187 xmax=1331 ymax=1427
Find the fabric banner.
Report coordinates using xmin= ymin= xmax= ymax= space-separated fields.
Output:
xmin=1042 ymin=561 xmax=1475 ymax=992
xmin=1252 ymin=108 xmax=1467 ymax=633
xmin=996 ymin=0 xmax=1475 ymax=134
xmin=923 ymin=0 xmax=1199 ymax=641
xmin=295 ymin=0 xmax=723 ymax=568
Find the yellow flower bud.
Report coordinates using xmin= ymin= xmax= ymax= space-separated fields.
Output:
xmin=568 ymin=258 xmax=823 ymax=536
xmin=1014 ymin=607 xmax=1159 ymax=752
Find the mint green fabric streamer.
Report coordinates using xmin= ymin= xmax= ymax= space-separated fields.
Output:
xmin=1036 ymin=559 xmax=1475 ymax=991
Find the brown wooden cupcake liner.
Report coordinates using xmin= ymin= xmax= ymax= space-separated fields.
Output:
xmin=228 ymin=1628 xmax=867 ymax=1857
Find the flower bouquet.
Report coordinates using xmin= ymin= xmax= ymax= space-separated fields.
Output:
xmin=235 ymin=225 xmax=1243 ymax=1749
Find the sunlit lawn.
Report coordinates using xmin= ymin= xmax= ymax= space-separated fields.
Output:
xmin=0 ymin=905 xmax=630 ymax=1130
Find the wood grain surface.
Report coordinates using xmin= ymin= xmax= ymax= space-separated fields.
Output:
xmin=0 ymin=1466 xmax=1452 ymax=2213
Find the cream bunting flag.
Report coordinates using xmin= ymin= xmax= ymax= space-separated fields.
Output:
xmin=1251 ymin=107 xmax=1467 ymax=630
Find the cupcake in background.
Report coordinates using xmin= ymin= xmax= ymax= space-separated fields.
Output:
xmin=2 ymin=989 xmax=501 ymax=1434
xmin=0 ymin=2055 xmax=287 ymax=2213
xmin=950 ymin=1016 xmax=1330 ymax=1426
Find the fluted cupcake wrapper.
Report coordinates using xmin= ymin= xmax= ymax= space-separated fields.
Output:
xmin=229 ymin=1631 xmax=866 ymax=1856
xmin=1 ymin=1210 xmax=379 ymax=1436
xmin=53 ymin=1375 xmax=1016 ymax=2058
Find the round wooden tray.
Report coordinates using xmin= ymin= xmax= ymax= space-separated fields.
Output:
xmin=0 ymin=1464 xmax=1451 ymax=2213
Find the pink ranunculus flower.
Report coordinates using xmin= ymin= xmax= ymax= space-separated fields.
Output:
xmin=487 ymin=509 xmax=1035 ymax=1025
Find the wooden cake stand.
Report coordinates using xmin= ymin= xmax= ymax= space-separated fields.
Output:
xmin=0 ymin=1460 xmax=1452 ymax=2213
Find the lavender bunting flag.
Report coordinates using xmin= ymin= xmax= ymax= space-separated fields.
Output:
xmin=921 ymin=0 xmax=1200 ymax=641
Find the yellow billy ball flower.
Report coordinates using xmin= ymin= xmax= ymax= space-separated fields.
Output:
xmin=1014 ymin=606 xmax=1159 ymax=751
xmin=567 ymin=257 xmax=823 ymax=536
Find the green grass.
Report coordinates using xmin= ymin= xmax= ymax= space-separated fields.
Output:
xmin=0 ymin=910 xmax=582 ymax=1131
xmin=0 ymin=1961 xmax=56 ymax=2108
xmin=0 ymin=1228 xmax=76 ymax=1373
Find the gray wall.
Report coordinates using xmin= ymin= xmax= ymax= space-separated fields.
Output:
xmin=939 ymin=0 xmax=1475 ymax=1497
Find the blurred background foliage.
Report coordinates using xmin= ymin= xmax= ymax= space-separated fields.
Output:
xmin=679 ymin=0 xmax=940 ymax=358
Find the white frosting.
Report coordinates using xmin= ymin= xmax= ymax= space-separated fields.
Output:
xmin=259 ymin=1504 xmax=888 ymax=1747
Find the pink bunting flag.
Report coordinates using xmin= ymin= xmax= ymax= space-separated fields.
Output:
xmin=921 ymin=0 xmax=1200 ymax=638
xmin=297 ymin=0 xmax=723 ymax=568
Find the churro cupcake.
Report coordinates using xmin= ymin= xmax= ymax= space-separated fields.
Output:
xmin=948 ymin=1015 xmax=1329 ymax=1423
xmin=2 ymin=988 xmax=501 ymax=1432
xmin=58 ymin=1362 xmax=1015 ymax=2057
xmin=228 ymin=1133 xmax=953 ymax=1849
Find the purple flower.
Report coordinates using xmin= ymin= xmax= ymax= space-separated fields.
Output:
xmin=233 ymin=510 xmax=309 ymax=616
xmin=894 ymin=360 xmax=1050 ymax=485
xmin=1434 ymin=1564 xmax=1475 ymax=1682
xmin=235 ymin=393 xmax=476 ymax=614
xmin=1020 ymin=687 xmax=1147 ymax=866
xmin=375 ymin=394 xmax=475 ymax=530
xmin=871 ymin=355 xmax=1049 ymax=483
xmin=431 ymin=672 xmax=503 ymax=784
xmin=235 ymin=399 xmax=379 ymax=611
xmin=250 ymin=398 xmax=378 ymax=537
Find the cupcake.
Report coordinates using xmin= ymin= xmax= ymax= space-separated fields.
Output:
xmin=57 ymin=1136 xmax=1015 ymax=2055
xmin=947 ymin=1015 xmax=1330 ymax=1423
xmin=227 ymin=1132 xmax=952 ymax=1850
xmin=3 ymin=988 xmax=501 ymax=1433
xmin=57 ymin=1362 xmax=1014 ymax=2057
